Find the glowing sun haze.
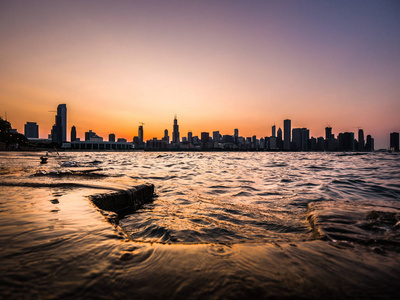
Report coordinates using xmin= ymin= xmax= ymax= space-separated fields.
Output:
xmin=1 ymin=0 xmax=399 ymax=148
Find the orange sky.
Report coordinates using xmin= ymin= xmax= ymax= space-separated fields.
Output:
xmin=1 ymin=1 xmax=399 ymax=148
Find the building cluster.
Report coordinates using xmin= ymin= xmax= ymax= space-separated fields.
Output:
xmin=138 ymin=117 xmax=376 ymax=152
xmin=21 ymin=104 xmax=399 ymax=152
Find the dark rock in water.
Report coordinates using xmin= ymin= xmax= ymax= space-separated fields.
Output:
xmin=89 ymin=183 xmax=155 ymax=213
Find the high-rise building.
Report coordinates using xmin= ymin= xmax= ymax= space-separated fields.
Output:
xmin=109 ymin=133 xmax=115 ymax=142
xmin=325 ymin=127 xmax=333 ymax=140
xmin=71 ymin=126 xmax=77 ymax=142
xmin=292 ymin=128 xmax=302 ymax=151
xmin=234 ymin=129 xmax=239 ymax=143
xmin=24 ymin=122 xmax=38 ymax=138
xmin=163 ymin=129 xmax=169 ymax=144
xmin=188 ymin=131 xmax=192 ymax=144
xmin=292 ymin=128 xmax=309 ymax=151
xmin=52 ymin=104 xmax=67 ymax=144
xmin=277 ymin=127 xmax=283 ymax=150
xmin=172 ymin=116 xmax=180 ymax=144
xmin=272 ymin=125 xmax=276 ymax=138
xmin=283 ymin=119 xmax=291 ymax=150
xmin=301 ymin=128 xmax=309 ymax=151
xmin=339 ymin=132 xmax=355 ymax=151
xmin=138 ymin=125 xmax=144 ymax=146
xmin=358 ymin=129 xmax=365 ymax=151
xmin=366 ymin=135 xmax=374 ymax=151
xmin=201 ymin=132 xmax=209 ymax=149
xmin=213 ymin=131 xmax=220 ymax=147
xmin=390 ymin=132 xmax=399 ymax=151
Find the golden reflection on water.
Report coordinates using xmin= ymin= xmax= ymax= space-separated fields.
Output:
xmin=0 ymin=151 xmax=399 ymax=299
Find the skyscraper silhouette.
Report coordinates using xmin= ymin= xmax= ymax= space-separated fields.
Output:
xmin=325 ymin=127 xmax=333 ymax=140
xmin=71 ymin=126 xmax=77 ymax=142
xmin=172 ymin=115 xmax=180 ymax=144
xmin=52 ymin=104 xmax=67 ymax=144
xmin=358 ymin=129 xmax=365 ymax=151
xmin=272 ymin=125 xmax=276 ymax=138
xmin=138 ymin=125 xmax=144 ymax=147
xmin=284 ymin=119 xmax=291 ymax=150
xmin=163 ymin=129 xmax=169 ymax=144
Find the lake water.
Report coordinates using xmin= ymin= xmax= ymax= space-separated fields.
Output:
xmin=0 ymin=151 xmax=399 ymax=299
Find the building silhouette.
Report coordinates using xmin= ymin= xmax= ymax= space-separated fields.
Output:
xmin=358 ymin=129 xmax=365 ymax=151
xmin=390 ymin=132 xmax=399 ymax=151
xmin=71 ymin=126 xmax=77 ymax=142
xmin=325 ymin=127 xmax=333 ymax=140
xmin=138 ymin=125 xmax=144 ymax=147
xmin=172 ymin=116 xmax=180 ymax=144
xmin=109 ymin=133 xmax=115 ymax=142
xmin=201 ymin=132 xmax=209 ymax=149
xmin=51 ymin=104 xmax=67 ymax=144
xmin=366 ymin=135 xmax=374 ymax=151
xmin=188 ymin=131 xmax=193 ymax=145
xmin=234 ymin=129 xmax=239 ymax=143
xmin=162 ymin=129 xmax=169 ymax=144
xmin=292 ymin=128 xmax=309 ymax=151
xmin=213 ymin=131 xmax=220 ymax=147
xmin=339 ymin=132 xmax=355 ymax=151
xmin=283 ymin=119 xmax=291 ymax=150
xmin=24 ymin=122 xmax=38 ymax=138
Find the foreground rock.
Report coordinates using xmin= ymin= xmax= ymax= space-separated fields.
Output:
xmin=90 ymin=183 xmax=155 ymax=212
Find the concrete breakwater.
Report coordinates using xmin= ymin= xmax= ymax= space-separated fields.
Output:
xmin=89 ymin=183 xmax=155 ymax=213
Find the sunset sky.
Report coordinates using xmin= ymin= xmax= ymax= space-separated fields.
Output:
xmin=1 ymin=0 xmax=399 ymax=148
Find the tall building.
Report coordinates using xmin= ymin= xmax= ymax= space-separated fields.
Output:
xmin=188 ymin=131 xmax=192 ymax=144
xmin=52 ymin=104 xmax=67 ymax=144
xmin=325 ymin=127 xmax=333 ymax=140
xmin=71 ymin=126 xmax=77 ymax=142
xmin=109 ymin=133 xmax=115 ymax=142
xmin=339 ymin=132 xmax=355 ymax=151
xmin=292 ymin=128 xmax=309 ymax=151
xmin=138 ymin=125 xmax=144 ymax=146
xmin=301 ymin=128 xmax=309 ymax=151
xmin=201 ymin=132 xmax=209 ymax=149
xmin=283 ymin=119 xmax=291 ymax=150
xmin=163 ymin=129 xmax=169 ymax=144
xmin=390 ymin=132 xmax=399 ymax=151
xmin=272 ymin=125 xmax=276 ymax=138
xmin=24 ymin=122 xmax=38 ymax=138
xmin=172 ymin=116 xmax=180 ymax=144
xmin=277 ymin=127 xmax=283 ymax=150
xmin=234 ymin=129 xmax=239 ymax=143
xmin=366 ymin=135 xmax=374 ymax=151
xmin=292 ymin=128 xmax=302 ymax=151
xmin=358 ymin=129 xmax=365 ymax=151
xmin=213 ymin=131 xmax=220 ymax=147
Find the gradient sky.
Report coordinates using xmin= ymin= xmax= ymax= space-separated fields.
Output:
xmin=1 ymin=0 xmax=399 ymax=148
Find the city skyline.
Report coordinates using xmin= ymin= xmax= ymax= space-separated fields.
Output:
xmin=16 ymin=106 xmax=388 ymax=152
xmin=1 ymin=1 xmax=400 ymax=149
xmin=11 ymin=106 xmax=398 ymax=150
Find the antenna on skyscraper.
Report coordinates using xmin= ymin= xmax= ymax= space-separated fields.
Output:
xmin=139 ymin=122 xmax=145 ymax=126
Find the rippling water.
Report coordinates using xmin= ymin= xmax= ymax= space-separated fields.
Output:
xmin=0 ymin=151 xmax=399 ymax=299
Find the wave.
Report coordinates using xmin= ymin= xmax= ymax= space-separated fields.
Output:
xmin=306 ymin=201 xmax=400 ymax=252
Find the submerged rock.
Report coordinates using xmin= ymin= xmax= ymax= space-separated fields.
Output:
xmin=89 ymin=183 xmax=155 ymax=213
